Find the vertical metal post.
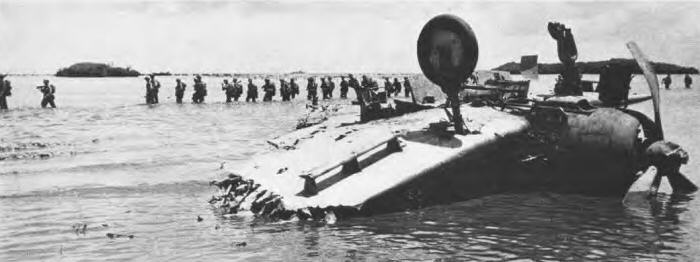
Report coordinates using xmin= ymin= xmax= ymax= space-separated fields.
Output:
xmin=448 ymin=88 xmax=465 ymax=135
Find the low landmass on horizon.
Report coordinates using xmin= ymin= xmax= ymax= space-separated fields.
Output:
xmin=55 ymin=62 xmax=140 ymax=77
xmin=492 ymin=58 xmax=698 ymax=75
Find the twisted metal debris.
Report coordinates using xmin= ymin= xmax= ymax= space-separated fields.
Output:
xmin=208 ymin=173 xmax=347 ymax=222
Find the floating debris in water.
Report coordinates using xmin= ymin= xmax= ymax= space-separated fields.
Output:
xmin=197 ymin=216 xmax=203 ymax=222
xmin=72 ymin=223 xmax=87 ymax=234
xmin=0 ymin=141 xmax=76 ymax=161
xmin=106 ymin=233 xmax=134 ymax=239
xmin=276 ymin=167 xmax=288 ymax=175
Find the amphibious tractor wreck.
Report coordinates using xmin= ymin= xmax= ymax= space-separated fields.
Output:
xmin=209 ymin=15 xmax=697 ymax=221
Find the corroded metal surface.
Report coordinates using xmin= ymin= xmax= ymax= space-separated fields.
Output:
xmin=209 ymin=104 xmax=530 ymax=221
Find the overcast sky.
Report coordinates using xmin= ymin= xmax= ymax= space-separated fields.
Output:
xmin=1 ymin=0 xmax=698 ymax=74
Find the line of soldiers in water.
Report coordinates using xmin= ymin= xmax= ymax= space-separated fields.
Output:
xmin=1 ymin=73 xmax=412 ymax=109
xmin=2 ymin=73 xmax=694 ymax=110
xmin=662 ymin=73 xmax=693 ymax=90
xmin=0 ymin=74 xmax=57 ymax=109
xmin=141 ymin=73 xmax=412 ymax=105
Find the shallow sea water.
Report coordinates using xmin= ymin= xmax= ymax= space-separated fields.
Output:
xmin=1 ymin=74 xmax=698 ymax=261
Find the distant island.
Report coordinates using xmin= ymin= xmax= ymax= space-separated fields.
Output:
xmin=492 ymin=58 xmax=698 ymax=75
xmin=150 ymin=72 xmax=172 ymax=76
xmin=56 ymin=62 xmax=140 ymax=77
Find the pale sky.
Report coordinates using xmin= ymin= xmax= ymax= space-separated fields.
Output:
xmin=1 ymin=0 xmax=698 ymax=74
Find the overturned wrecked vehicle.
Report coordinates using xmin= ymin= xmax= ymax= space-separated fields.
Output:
xmin=208 ymin=14 xmax=696 ymax=222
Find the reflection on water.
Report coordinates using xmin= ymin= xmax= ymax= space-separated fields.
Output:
xmin=0 ymin=75 xmax=698 ymax=261
xmin=2 ymin=189 xmax=697 ymax=261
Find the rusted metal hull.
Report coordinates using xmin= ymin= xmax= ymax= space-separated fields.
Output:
xmin=209 ymin=103 xmax=649 ymax=221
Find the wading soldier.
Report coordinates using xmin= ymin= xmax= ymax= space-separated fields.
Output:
xmin=150 ymin=75 xmax=160 ymax=104
xmin=684 ymin=74 xmax=692 ymax=89
xmin=320 ymin=78 xmax=329 ymax=99
xmin=357 ymin=75 xmax=373 ymax=104
xmin=290 ymin=78 xmax=299 ymax=99
xmin=246 ymin=78 xmax=258 ymax=102
xmin=307 ymin=77 xmax=318 ymax=100
xmin=0 ymin=75 xmax=11 ymax=110
xmin=392 ymin=78 xmax=402 ymax=96
xmin=383 ymin=77 xmax=393 ymax=97
xmin=327 ymin=77 xmax=335 ymax=98
xmin=371 ymin=78 xmax=379 ymax=90
xmin=37 ymin=79 xmax=56 ymax=108
xmin=339 ymin=76 xmax=349 ymax=99
xmin=144 ymin=76 xmax=153 ymax=104
xmin=232 ymin=78 xmax=243 ymax=101
xmin=222 ymin=79 xmax=235 ymax=102
xmin=280 ymin=79 xmax=291 ymax=101
xmin=349 ymin=74 xmax=361 ymax=103
xmin=662 ymin=74 xmax=672 ymax=90
xmin=192 ymin=75 xmax=207 ymax=103
xmin=262 ymin=78 xmax=276 ymax=102
xmin=360 ymin=75 xmax=371 ymax=90
xmin=403 ymin=77 xmax=412 ymax=98
xmin=174 ymin=78 xmax=186 ymax=104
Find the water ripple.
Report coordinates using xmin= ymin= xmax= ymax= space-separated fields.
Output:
xmin=1 ymin=75 xmax=698 ymax=261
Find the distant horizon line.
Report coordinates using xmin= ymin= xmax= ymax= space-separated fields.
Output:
xmin=4 ymin=57 xmax=696 ymax=76
xmin=5 ymin=72 xmax=696 ymax=77
xmin=4 ymin=72 xmax=424 ymax=77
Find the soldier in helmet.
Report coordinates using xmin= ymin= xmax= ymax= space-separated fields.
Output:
xmin=403 ymin=77 xmax=413 ymax=98
xmin=348 ymin=74 xmax=361 ymax=103
xmin=320 ymin=78 xmax=329 ymax=99
xmin=232 ymin=78 xmax=243 ymax=101
xmin=262 ymin=78 xmax=276 ymax=102
xmin=246 ymin=78 xmax=258 ymax=102
xmin=327 ymin=77 xmax=335 ymax=98
xmin=222 ymin=79 xmax=235 ymax=103
xmin=392 ymin=78 xmax=402 ymax=96
xmin=0 ymin=74 xmax=11 ymax=110
xmin=280 ymin=79 xmax=291 ymax=101
xmin=360 ymin=75 xmax=371 ymax=89
xmin=192 ymin=75 xmax=207 ymax=103
xmin=383 ymin=77 xmax=393 ymax=97
xmin=290 ymin=78 xmax=299 ymax=99
xmin=662 ymin=74 xmax=672 ymax=90
xmin=37 ymin=79 xmax=57 ymax=108
xmin=307 ymin=77 xmax=318 ymax=100
xmin=144 ymin=76 xmax=153 ymax=104
xmin=150 ymin=74 xmax=161 ymax=104
xmin=174 ymin=78 xmax=186 ymax=104
xmin=339 ymin=76 xmax=349 ymax=99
